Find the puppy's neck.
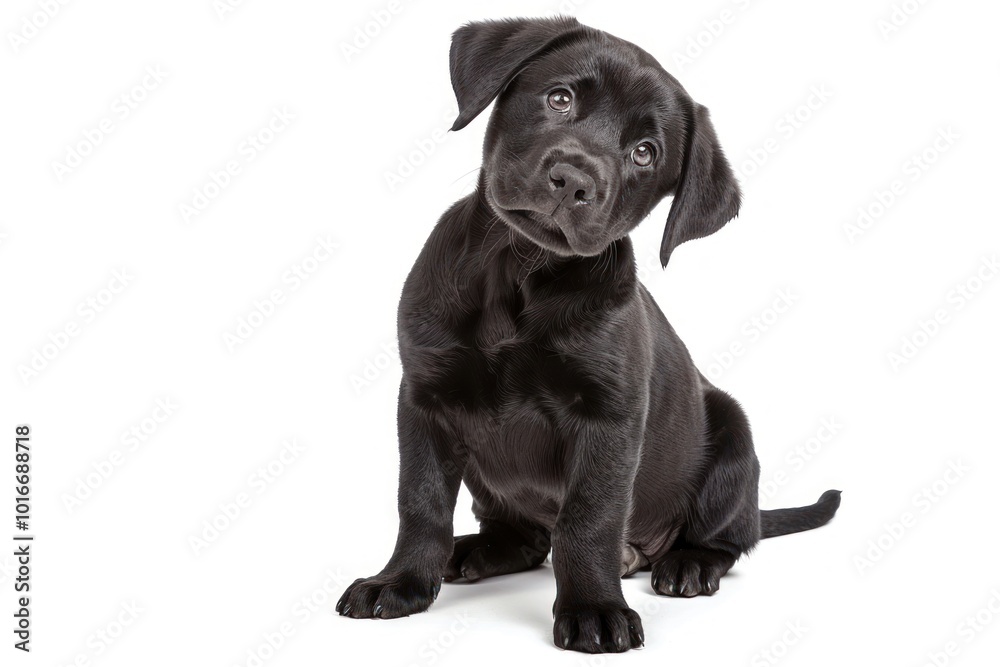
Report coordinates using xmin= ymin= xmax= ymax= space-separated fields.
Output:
xmin=463 ymin=188 xmax=636 ymax=290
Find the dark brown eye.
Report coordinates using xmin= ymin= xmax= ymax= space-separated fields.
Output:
xmin=547 ymin=89 xmax=572 ymax=113
xmin=631 ymin=142 xmax=655 ymax=167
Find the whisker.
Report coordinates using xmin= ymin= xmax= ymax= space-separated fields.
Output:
xmin=451 ymin=166 xmax=481 ymax=185
xmin=479 ymin=214 xmax=506 ymax=269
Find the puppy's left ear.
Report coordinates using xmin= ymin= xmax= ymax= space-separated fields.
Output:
xmin=659 ymin=103 xmax=741 ymax=267
xmin=449 ymin=16 xmax=585 ymax=131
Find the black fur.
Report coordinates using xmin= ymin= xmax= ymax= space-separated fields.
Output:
xmin=337 ymin=16 xmax=840 ymax=653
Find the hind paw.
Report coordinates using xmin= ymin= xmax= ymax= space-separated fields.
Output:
xmin=651 ymin=549 xmax=735 ymax=597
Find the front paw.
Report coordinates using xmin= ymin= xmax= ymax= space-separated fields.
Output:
xmin=553 ymin=604 xmax=644 ymax=653
xmin=336 ymin=571 xmax=441 ymax=619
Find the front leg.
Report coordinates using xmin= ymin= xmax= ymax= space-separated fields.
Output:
xmin=337 ymin=392 xmax=463 ymax=619
xmin=552 ymin=421 xmax=645 ymax=653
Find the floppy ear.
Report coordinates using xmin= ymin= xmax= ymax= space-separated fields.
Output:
xmin=659 ymin=103 xmax=742 ymax=267
xmin=449 ymin=16 xmax=584 ymax=131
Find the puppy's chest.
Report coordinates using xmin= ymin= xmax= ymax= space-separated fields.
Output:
xmin=408 ymin=287 xmax=593 ymax=418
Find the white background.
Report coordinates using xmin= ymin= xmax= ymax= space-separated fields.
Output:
xmin=2 ymin=0 xmax=999 ymax=665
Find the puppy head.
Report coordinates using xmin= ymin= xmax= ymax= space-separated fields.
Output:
xmin=449 ymin=17 xmax=741 ymax=267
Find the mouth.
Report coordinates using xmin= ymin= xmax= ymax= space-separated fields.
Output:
xmin=497 ymin=207 xmax=576 ymax=255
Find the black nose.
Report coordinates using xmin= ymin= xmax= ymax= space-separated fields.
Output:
xmin=549 ymin=163 xmax=597 ymax=204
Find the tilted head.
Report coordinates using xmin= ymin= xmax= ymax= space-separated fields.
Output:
xmin=449 ymin=16 xmax=741 ymax=267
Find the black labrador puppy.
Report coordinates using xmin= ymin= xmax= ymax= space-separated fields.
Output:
xmin=337 ymin=16 xmax=840 ymax=653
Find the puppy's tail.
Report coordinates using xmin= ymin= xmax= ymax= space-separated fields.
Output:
xmin=760 ymin=490 xmax=841 ymax=539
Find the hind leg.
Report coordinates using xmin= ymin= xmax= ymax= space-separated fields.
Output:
xmin=445 ymin=518 xmax=551 ymax=582
xmin=444 ymin=481 xmax=551 ymax=583
xmin=652 ymin=387 xmax=761 ymax=597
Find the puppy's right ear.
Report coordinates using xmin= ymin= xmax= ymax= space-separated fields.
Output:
xmin=449 ymin=16 xmax=584 ymax=131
